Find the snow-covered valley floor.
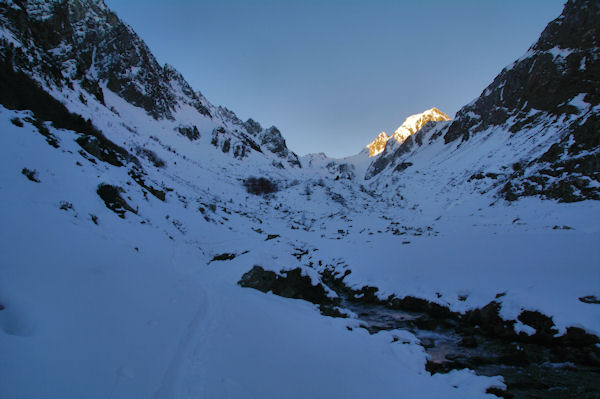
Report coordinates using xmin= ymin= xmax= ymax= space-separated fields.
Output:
xmin=1 ymin=105 xmax=599 ymax=398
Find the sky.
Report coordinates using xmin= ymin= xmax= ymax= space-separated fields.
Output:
xmin=104 ymin=0 xmax=566 ymax=158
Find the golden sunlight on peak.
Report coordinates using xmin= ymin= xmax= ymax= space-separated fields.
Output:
xmin=366 ymin=108 xmax=451 ymax=158
xmin=366 ymin=131 xmax=390 ymax=157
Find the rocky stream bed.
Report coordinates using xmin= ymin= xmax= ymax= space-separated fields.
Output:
xmin=239 ymin=265 xmax=600 ymax=399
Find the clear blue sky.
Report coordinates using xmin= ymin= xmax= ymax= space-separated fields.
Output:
xmin=104 ymin=0 xmax=566 ymax=158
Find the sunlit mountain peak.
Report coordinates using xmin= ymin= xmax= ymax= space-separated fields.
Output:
xmin=366 ymin=131 xmax=390 ymax=156
xmin=391 ymin=107 xmax=451 ymax=144
xmin=366 ymin=108 xmax=450 ymax=157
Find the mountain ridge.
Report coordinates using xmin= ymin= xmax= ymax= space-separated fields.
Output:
xmin=0 ymin=2 xmax=599 ymax=397
xmin=365 ymin=108 xmax=451 ymax=158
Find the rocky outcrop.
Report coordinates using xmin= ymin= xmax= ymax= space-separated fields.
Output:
xmin=364 ymin=0 xmax=599 ymax=201
xmin=238 ymin=266 xmax=336 ymax=306
xmin=0 ymin=0 xmax=301 ymax=168
xmin=445 ymin=0 xmax=599 ymax=144
xmin=258 ymin=126 xmax=301 ymax=167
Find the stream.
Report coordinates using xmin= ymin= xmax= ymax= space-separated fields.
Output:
xmin=344 ymin=301 xmax=600 ymax=399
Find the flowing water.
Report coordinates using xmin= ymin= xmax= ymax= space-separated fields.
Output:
xmin=344 ymin=301 xmax=600 ymax=399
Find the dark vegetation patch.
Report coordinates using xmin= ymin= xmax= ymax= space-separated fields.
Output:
xmin=265 ymin=234 xmax=280 ymax=241
xmin=177 ymin=125 xmax=200 ymax=140
xmin=135 ymin=146 xmax=165 ymax=168
xmin=243 ymin=177 xmax=278 ymax=195
xmin=10 ymin=117 xmax=23 ymax=127
xmin=96 ymin=183 xmax=137 ymax=218
xmin=21 ymin=168 xmax=40 ymax=182
xmin=59 ymin=201 xmax=73 ymax=211
xmin=80 ymin=77 xmax=105 ymax=105
xmin=128 ymin=168 xmax=166 ymax=201
xmin=26 ymin=117 xmax=59 ymax=148
xmin=579 ymin=295 xmax=600 ymax=304
xmin=76 ymin=134 xmax=137 ymax=167
xmin=210 ymin=253 xmax=237 ymax=262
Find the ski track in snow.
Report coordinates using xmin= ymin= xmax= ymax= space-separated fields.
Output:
xmin=1 ymin=1 xmax=599 ymax=397
xmin=152 ymin=285 xmax=211 ymax=399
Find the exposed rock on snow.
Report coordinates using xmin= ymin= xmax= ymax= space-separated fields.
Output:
xmin=0 ymin=0 xmax=599 ymax=398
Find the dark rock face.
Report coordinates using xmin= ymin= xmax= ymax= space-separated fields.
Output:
xmin=243 ymin=118 xmax=263 ymax=136
xmin=364 ymin=0 xmax=600 ymax=202
xmin=0 ymin=0 xmax=183 ymax=119
xmin=501 ymin=114 xmax=600 ymax=202
xmin=258 ymin=126 xmax=301 ymax=167
xmin=441 ymin=0 xmax=600 ymax=203
xmin=0 ymin=0 xmax=302 ymax=168
xmin=444 ymin=0 xmax=600 ymax=144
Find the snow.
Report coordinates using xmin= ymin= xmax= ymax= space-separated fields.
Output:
xmin=1 ymin=94 xmax=598 ymax=397
xmin=0 ymin=2 xmax=598 ymax=396
xmin=0 ymin=107 xmax=507 ymax=398
xmin=547 ymin=46 xmax=573 ymax=60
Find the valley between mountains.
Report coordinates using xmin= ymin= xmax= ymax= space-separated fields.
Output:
xmin=0 ymin=0 xmax=599 ymax=398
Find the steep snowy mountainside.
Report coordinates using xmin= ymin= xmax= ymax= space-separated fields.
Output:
xmin=440 ymin=0 xmax=600 ymax=201
xmin=1 ymin=0 xmax=600 ymax=398
xmin=0 ymin=0 xmax=300 ymax=169
xmin=366 ymin=0 xmax=599 ymax=204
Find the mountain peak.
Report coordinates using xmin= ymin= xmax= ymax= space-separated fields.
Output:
xmin=391 ymin=107 xmax=451 ymax=144
xmin=365 ymin=108 xmax=450 ymax=157
xmin=365 ymin=131 xmax=390 ymax=156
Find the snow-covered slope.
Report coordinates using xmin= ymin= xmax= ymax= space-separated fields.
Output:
xmin=1 ymin=0 xmax=599 ymax=398
xmin=366 ymin=0 xmax=599 ymax=205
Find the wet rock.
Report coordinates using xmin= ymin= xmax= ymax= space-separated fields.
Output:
xmin=459 ymin=336 xmax=478 ymax=348
xmin=238 ymin=266 xmax=336 ymax=306
xmin=463 ymin=301 xmax=516 ymax=339
xmin=517 ymin=310 xmax=558 ymax=344
xmin=560 ymin=326 xmax=599 ymax=347
xmin=485 ymin=387 xmax=514 ymax=399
